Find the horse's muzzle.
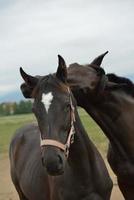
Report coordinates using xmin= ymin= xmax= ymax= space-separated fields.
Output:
xmin=41 ymin=148 xmax=65 ymax=176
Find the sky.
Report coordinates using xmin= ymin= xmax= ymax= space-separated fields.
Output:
xmin=0 ymin=0 xmax=134 ymax=96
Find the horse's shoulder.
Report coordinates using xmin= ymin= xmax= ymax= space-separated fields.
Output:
xmin=11 ymin=123 xmax=37 ymax=144
xmin=9 ymin=123 xmax=39 ymax=161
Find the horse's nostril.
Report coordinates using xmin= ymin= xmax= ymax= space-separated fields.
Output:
xmin=41 ymin=156 xmax=45 ymax=166
xmin=57 ymin=154 xmax=64 ymax=172
xmin=58 ymin=154 xmax=63 ymax=165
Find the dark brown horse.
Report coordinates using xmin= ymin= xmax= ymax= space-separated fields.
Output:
xmin=9 ymin=56 xmax=112 ymax=200
xmin=67 ymin=52 xmax=134 ymax=200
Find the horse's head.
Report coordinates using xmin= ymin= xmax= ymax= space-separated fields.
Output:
xmin=67 ymin=52 xmax=131 ymax=106
xmin=67 ymin=52 xmax=109 ymax=103
xmin=20 ymin=56 xmax=76 ymax=176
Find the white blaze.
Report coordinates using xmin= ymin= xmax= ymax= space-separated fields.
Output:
xmin=41 ymin=92 xmax=53 ymax=113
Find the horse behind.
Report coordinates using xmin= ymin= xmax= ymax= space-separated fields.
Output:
xmin=67 ymin=52 xmax=134 ymax=199
xmin=9 ymin=56 xmax=112 ymax=200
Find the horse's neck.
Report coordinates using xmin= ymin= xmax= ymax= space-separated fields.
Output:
xmin=69 ymin=111 xmax=92 ymax=176
xmin=86 ymin=90 xmax=134 ymax=159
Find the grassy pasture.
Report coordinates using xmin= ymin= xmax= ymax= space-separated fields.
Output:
xmin=0 ymin=109 xmax=108 ymax=156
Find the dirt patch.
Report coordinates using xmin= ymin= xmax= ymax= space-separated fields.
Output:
xmin=0 ymin=154 xmax=124 ymax=200
xmin=0 ymin=154 xmax=19 ymax=200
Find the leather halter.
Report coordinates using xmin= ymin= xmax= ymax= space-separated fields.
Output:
xmin=40 ymin=88 xmax=76 ymax=157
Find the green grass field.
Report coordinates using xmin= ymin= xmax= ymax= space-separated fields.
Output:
xmin=0 ymin=109 xmax=108 ymax=156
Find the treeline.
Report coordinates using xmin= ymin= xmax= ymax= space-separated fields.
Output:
xmin=0 ymin=100 xmax=32 ymax=116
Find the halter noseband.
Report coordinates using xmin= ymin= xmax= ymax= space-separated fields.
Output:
xmin=40 ymin=88 xmax=75 ymax=157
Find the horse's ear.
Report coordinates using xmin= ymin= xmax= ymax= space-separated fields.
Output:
xmin=20 ymin=67 xmax=38 ymax=98
xmin=20 ymin=83 xmax=33 ymax=98
xmin=56 ymin=55 xmax=67 ymax=83
xmin=20 ymin=67 xmax=38 ymax=87
xmin=90 ymin=51 xmax=108 ymax=67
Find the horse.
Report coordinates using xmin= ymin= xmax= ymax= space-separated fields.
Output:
xmin=67 ymin=52 xmax=134 ymax=200
xmin=9 ymin=55 xmax=113 ymax=200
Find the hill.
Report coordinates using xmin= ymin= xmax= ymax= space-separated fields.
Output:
xmin=0 ymin=90 xmax=25 ymax=103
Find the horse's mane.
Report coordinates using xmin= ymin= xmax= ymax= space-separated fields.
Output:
xmin=107 ymin=73 xmax=134 ymax=97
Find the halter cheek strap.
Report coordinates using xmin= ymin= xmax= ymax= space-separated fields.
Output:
xmin=40 ymin=88 xmax=75 ymax=157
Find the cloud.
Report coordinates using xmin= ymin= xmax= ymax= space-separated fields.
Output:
xmin=0 ymin=0 xmax=134 ymax=96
